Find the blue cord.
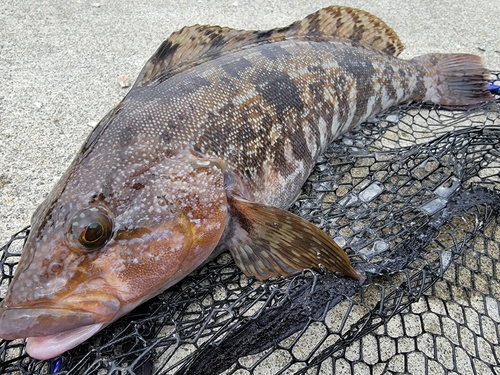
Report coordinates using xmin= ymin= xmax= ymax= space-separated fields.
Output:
xmin=488 ymin=83 xmax=500 ymax=95
xmin=50 ymin=357 xmax=63 ymax=373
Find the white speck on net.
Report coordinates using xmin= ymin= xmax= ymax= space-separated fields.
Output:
xmin=359 ymin=182 xmax=384 ymax=203
xmin=440 ymin=250 xmax=453 ymax=270
xmin=420 ymin=197 xmax=447 ymax=215
xmin=384 ymin=113 xmax=400 ymax=123
xmin=434 ymin=177 xmax=461 ymax=198
xmin=333 ymin=236 xmax=347 ymax=248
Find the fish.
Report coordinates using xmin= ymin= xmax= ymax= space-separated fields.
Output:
xmin=0 ymin=6 xmax=493 ymax=360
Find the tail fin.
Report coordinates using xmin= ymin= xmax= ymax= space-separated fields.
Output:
xmin=411 ymin=53 xmax=493 ymax=106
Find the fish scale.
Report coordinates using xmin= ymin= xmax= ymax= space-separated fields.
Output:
xmin=0 ymin=5 xmax=492 ymax=360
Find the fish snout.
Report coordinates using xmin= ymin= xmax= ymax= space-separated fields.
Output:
xmin=0 ymin=293 xmax=120 ymax=340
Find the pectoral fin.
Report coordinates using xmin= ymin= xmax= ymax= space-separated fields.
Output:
xmin=227 ymin=196 xmax=360 ymax=281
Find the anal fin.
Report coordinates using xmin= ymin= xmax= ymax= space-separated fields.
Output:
xmin=227 ymin=196 xmax=360 ymax=281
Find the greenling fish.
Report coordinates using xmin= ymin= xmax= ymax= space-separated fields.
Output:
xmin=0 ymin=6 xmax=492 ymax=360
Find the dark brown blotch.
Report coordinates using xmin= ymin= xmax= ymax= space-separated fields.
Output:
xmin=132 ymin=182 xmax=145 ymax=190
xmin=221 ymin=58 xmax=253 ymax=78
xmin=259 ymin=44 xmax=291 ymax=61
xmin=254 ymin=70 xmax=303 ymax=118
xmin=174 ymin=75 xmax=212 ymax=96
xmin=153 ymin=40 xmax=177 ymax=66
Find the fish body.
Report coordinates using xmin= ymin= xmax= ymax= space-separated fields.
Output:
xmin=0 ymin=6 xmax=492 ymax=359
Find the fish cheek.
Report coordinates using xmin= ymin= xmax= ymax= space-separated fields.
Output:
xmin=109 ymin=200 xmax=227 ymax=302
xmin=99 ymin=154 xmax=227 ymax=302
xmin=97 ymin=222 xmax=194 ymax=303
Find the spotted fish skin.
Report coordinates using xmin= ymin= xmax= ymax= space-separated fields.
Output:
xmin=0 ymin=6 xmax=492 ymax=360
xmin=127 ymin=39 xmax=420 ymax=208
xmin=91 ymin=42 xmax=474 ymax=209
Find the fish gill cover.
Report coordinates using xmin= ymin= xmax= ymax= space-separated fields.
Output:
xmin=0 ymin=73 xmax=499 ymax=375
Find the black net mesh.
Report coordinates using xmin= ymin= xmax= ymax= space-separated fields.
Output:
xmin=1 ymin=73 xmax=499 ymax=375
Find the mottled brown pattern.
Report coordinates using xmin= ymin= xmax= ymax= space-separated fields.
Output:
xmin=117 ymin=38 xmax=423 ymax=207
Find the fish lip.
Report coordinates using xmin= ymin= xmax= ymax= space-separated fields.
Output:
xmin=0 ymin=306 xmax=103 ymax=340
xmin=26 ymin=323 xmax=104 ymax=360
xmin=0 ymin=294 xmax=121 ymax=340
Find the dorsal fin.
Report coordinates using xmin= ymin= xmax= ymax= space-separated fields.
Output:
xmin=133 ymin=25 xmax=266 ymax=88
xmin=286 ymin=6 xmax=404 ymax=56
xmin=134 ymin=6 xmax=404 ymax=88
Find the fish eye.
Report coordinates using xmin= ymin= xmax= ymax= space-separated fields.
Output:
xmin=67 ymin=207 xmax=113 ymax=251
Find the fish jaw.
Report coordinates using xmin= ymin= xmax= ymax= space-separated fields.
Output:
xmin=26 ymin=323 xmax=104 ymax=360
xmin=0 ymin=297 xmax=118 ymax=340
xmin=0 ymin=291 xmax=121 ymax=360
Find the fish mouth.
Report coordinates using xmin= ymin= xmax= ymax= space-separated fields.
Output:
xmin=26 ymin=323 xmax=104 ymax=360
xmin=0 ymin=293 xmax=121 ymax=359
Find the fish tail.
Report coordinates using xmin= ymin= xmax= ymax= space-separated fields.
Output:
xmin=411 ymin=53 xmax=493 ymax=106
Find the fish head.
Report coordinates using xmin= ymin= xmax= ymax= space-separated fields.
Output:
xmin=0 ymin=147 xmax=228 ymax=359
